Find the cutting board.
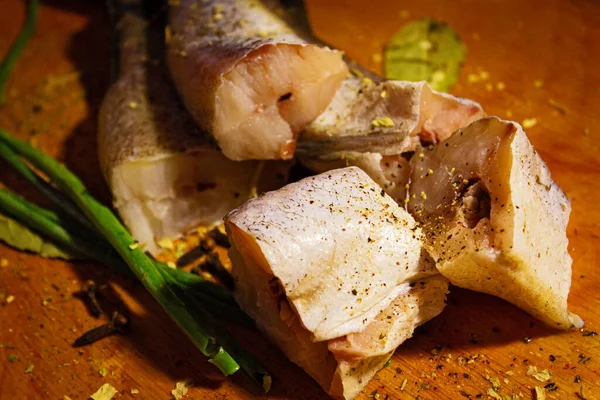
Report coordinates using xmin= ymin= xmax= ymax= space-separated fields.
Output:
xmin=1 ymin=0 xmax=599 ymax=399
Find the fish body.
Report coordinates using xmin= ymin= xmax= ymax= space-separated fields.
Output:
xmin=225 ymin=167 xmax=447 ymax=399
xmin=408 ymin=117 xmax=582 ymax=329
xmin=98 ymin=10 xmax=284 ymax=254
xmin=297 ymin=79 xmax=484 ymax=203
xmin=167 ymin=0 xmax=348 ymax=160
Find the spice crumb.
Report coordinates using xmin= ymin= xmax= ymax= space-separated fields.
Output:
xmin=522 ymin=118 xmax=538 ymax=129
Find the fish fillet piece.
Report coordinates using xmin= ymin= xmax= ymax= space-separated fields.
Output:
xmin=226 ymin=167 xmax=437 ymax=341
xmin=225 ymin=167 xmax=448 ymax=399
xmin=167 ymin=0 xmax=348 ymax=161
xmin=98 ymin=10 xmax=286 ymax=255
xmin=297 ymin=79 xmax=484 ymax=203
xmin=408 ymin=117 xmax=582 ymax=329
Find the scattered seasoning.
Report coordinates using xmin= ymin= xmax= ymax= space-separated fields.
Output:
xmin=8 ymin=354 xmax=18 ymax=362
xmin=42 ymin=296 xmax=52 ymax=306
xmin=548 ymin=99 xmax=567 ymax=115
xmin=578 ymin=354 xmax=591 ymax=364
xmin=208 ymin=227 xmax=230 ymax=248
xmin=1 ymin=343 xmax=14 ymax=349
xmin=487 ymin=388 xmax=502 ymax=400
xmin=158 ymin=238 xmax=174 ymax=250
xmin=549 ymin=355 xmax=556 ymax=362
xmin=383 ymin=358 xmax=392 ymax=367
xmin=24 ymin=364 xmax=34 ymax=374
xmin=90 ymin=383 xmax=118 ymax=400
xmin=99 ymin=367 xmax=108 ymax=377
xmin=523 ymin=337 xmax=532 ymax=344
xmin=81 ymin=280 xmax=102 ymax=318
xmin=582 ymin=330 xmax=597 ymax=337
xmin=527 ymin=366 xmax=552 ymax=382
xmin=73 ymin=312 xmax=130 ymax=347
xmin=420 ymin=383 xmax=430 ymax=390
xmin=400 ymin=378 xmax=408 ymax=391
xmin=574 ymin=375 xmax=581 ymax=383
xmin=172 ymin=380 xmax=192 ymax=400
xmin=534 ymin=386 xmax=546 ymax=400
xmin=578 ymin=385 xmax=588 ymax=399
xmin=521 ymin=118 xmax=538 ymax=129
xmin=486 ymin=376 xmax=501 ymax=390
xmin=177 ymin=241 xmax=212 ymax=267
xmin=372 ymin=117 xmax=395 ymax=128
xmin=368 ymin=390 xmax=380 ymax=399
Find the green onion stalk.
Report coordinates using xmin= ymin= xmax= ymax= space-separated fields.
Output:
xmin=0 ymin=130 xmax=270 ymax=390
xmin=0 ymin=0 xmax=38 ymax=103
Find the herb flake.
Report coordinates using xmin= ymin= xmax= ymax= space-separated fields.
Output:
xmin=90 ymin=383 xmax=118 ymax=400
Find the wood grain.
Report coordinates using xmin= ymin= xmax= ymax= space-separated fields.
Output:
xmin=1 ymin=0 xmax=599 ymax=399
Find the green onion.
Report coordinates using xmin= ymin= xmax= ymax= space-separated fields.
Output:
xmin=0 ymin=0 xmax=39 ymax=103
xmin=0 ymin=129 xmax=269 ymax=389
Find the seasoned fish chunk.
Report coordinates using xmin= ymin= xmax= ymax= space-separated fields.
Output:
xmin=98 ymin=11 xmax=285 ymax=254
xmin=167 ymin=0 xmax=348 ymax=160
xmin=408 ymin=117 xmax=582 ymax=329
xmin=297 ymin=79 xmax=484 ymax=203
xmin=226 ymin=167 xmax=448 ymax=399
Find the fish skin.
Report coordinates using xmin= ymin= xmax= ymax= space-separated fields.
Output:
xmin=226 ymin=166 xmax=448 ymax=399
xmin=297 ymin=79 xmax=484 ymax=204
xmin=298 ymin=78 xmax=484 ymax=157
xmin=98 ymin=8 xmax=281 ymax=254
xmin=167 ymin=0 xmax=347 ymax=160
xmin=408 ymin=117 xmax=582 ymax=329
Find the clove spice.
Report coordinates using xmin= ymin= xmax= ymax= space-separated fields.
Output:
xmin=73 ymin=311 xmax=130 ymax=347
xmin=81 ymin=280 xmax=102 ymax=318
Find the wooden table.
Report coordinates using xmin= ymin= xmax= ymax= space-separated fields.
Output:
xmin=1 ymin=0 xmax=599 ymax=398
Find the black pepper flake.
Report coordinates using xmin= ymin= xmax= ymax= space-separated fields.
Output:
xmin=574 ymin=375 xmax=581 ymax=383
xmin=549 ymin=354 xmax=556 ymax=362
xmin=582 ymin=330 xmax=597 ymax=337
xmin=351 ymin=289 xmax=357 ymax=296
xmin=463 ymin=373 xmax=470 ymax=379
xmin=460 ymin=391 xmax=471 ymax=398
xmin=523 ymin=337 xmax=532 ymax=343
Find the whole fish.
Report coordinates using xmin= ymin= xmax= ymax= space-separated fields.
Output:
xmin=408 ymin=117 xmax=582 ymax=329
xmin=225 ymin=167 xmax=448 ymax=399
xmin=167 ymin=0 xmax=348 ymax=161
xmin=98 ymin=4 xmax=286 ymax=254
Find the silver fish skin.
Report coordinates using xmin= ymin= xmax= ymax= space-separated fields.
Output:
xmin=98 ymin=9 xmax=284 ymax=255
xmin=297 ymin=78 xmax=484 ymax=203
xmin=167 ymin=0 xmax=348 ymax=161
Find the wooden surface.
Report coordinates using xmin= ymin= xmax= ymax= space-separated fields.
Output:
xmin=1 ymin=0 xmax=599 ymax=399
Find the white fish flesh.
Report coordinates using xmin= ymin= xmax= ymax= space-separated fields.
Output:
xmin=408 ymin=117 xmax=582 ymax=329
xmin=225 ymin=167 xmax=448 ymax=399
